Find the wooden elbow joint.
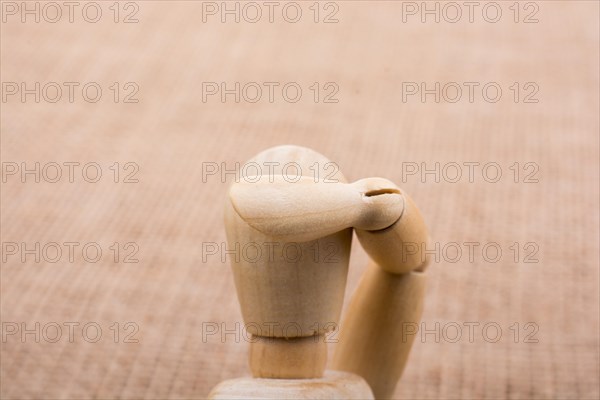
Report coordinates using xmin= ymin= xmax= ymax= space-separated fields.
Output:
xmin=356 ymin=190 xmax=430 ymax=275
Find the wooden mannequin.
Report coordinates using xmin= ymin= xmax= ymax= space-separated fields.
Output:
xmin=209 ymin=146 xmax=429 ymax=399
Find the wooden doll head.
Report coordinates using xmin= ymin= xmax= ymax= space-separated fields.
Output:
xmin=224 ymin=145 xmax=407 ymax=378
xmin=224 ymin=145 xmax=352 ymax=377
xmin=215 ymin=145 xmax=429 ymax=398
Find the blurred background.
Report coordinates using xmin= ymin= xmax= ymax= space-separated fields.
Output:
xmin=1 ymin=1 xmax=598 ymax=399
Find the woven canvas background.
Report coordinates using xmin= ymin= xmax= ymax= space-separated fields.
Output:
xmin=1 ymin=1 xmax=598 ymax=399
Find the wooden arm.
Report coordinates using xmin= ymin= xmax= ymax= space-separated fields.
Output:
xmin=332 ymin=191 xmax=429 ymax=399
xmin=228 ymin=175 xmax=404 ymax=243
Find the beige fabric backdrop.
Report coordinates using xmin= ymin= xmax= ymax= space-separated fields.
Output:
xmin=1 ymin=1 xmax=598 ymax=399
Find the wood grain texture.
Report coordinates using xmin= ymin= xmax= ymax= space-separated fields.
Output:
xmin=1 ymin=1 xmax=598 ymax=399
xmin=248 ymin=335 xmax=327 ymax=379
xmin=333 ymin=265 xmax=427 ymax=399
xmin=355 ymin=191 xmax=430 ymax=274
xmin=209 ymin=371 xmax=373 ymax=399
